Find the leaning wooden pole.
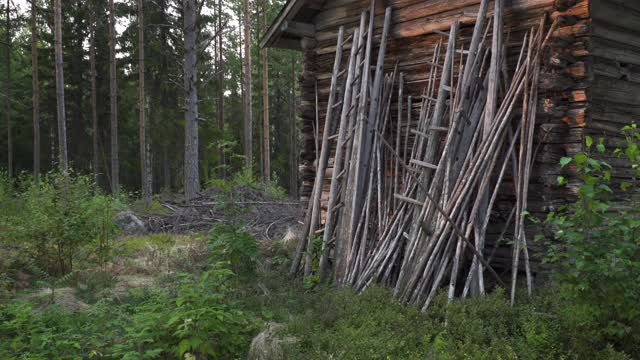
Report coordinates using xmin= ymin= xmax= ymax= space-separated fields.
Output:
xmin=290 ymin=27 xmax=345 ymax=277
xmin=303 ymin=27 xmax=345 ymax=277
xmin=319 ymin=26 xmax=361 ymax=280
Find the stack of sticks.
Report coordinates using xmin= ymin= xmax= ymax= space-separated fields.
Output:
xmin=290 ymin=0 xmax=558 ymax=309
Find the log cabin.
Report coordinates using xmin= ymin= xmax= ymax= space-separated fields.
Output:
xmin=261 ymin=0 xmax=640 ymax=280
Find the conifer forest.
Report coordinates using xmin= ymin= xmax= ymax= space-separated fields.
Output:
xmin=1 ymin=0 xmax=640 ymax=358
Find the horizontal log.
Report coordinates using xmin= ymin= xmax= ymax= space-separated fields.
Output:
xmin=591 ymin=21 xmax=640 ymax=55
xmin=562 ymin=106 xmax=587 ymax=126
xmin=588 ymin=37 xmax=640 ymax=66
xmin=591 ymin=76 xmax=640 ymax=105
xmin=590 ymin=0 xmax=640 ymax=33
xmin=314 ymin=0 xmax=553 ymax=43
xmin=603 ymin=0 xmax=640 ymax=13
xmin=590 ymin=101 xmax=640 ymax=125
xmin=315 ymin=0 xmax=554 ymax=33
xmin=593 ymin=57 xmax=640 ymax=84
xmin=551 ymin=0 xmax=588 ymax=18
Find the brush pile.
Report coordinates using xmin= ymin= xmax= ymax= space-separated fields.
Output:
xmin=141 ymin=187 xmax=302 ymax=241
xmin=290 ymin=0 xmax=559 ymax=309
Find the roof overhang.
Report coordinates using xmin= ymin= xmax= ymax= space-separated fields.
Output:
xmin=260 ymin=0 xmax=325 ymax=50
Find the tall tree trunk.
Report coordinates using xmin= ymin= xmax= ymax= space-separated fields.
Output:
xmin=163 ymin=145 xmax=170 ymax=191
xmin=90 ymin=10 xmax=98 ymax=184
xmin=217 ymin=0 xmax=225 ymax=178
xmin=239 ymin=16 xmax=245 ymax=123
xmin=5 ymin=0 xmax=11 ymax=178
xmin=139 ymin=0 xmax=151 ymax=202
xmin=289 ymin=53 xmax=298 ymax=199
xmin=31 ymin=0 xmax=40 ymax=182
xmin=109 ymin=0 xmax=119 ymax=193
xmin=159 ymin=0 xmax=170 ymax=191
xmin=183 ymin=0 xmax=200 ymax=200
xmin=261 ymin=0 xmax=270 ymax=181
xmin=54 ymin=0 xmax=68 ymax=172
xmin=242 ymin=0 xmax=253 ymax=170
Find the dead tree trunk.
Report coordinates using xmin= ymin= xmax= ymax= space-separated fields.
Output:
xmin=31 ymin=0 xmax=40 ymax=182
xmin=183 ymin=0 xmax=200 ymax=200
xmin=109 ymin=0 xmax=119 ymax=193
xmin=242 ymin=0 xmax=253 ymax=170
xmin=261 ymin=0 xmax=270 ymax=181
xmin=139 ymin=0 xmax=151 ymax=202
xmin=54 ymin=0 xmax=68 ymax=172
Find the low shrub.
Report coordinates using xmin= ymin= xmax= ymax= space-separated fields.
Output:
xmin=209 ymin=224 xmax=261 ymax=276
xmin=0 ymin=172 xmax=122 ymax=276
xmin=0 ymin=263 xmax=258 ymax=359
xmin=280 ymin=285 xmax=632 ymax=359
xmin=545 ymin=128 xmax=640 ymax=357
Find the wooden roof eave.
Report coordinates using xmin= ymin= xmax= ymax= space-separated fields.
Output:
xmin=260 ymin=0 xmax=324 ymax=50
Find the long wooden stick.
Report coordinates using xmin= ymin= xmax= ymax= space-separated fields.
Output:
xmin=304 ymin=26 xmax=346 ymax=277
xmin=319 ymin=26 xmax=361 ymax=280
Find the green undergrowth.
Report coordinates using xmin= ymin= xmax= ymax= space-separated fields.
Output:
xmin=0 ymin=225 xmax=262 ymax=359
xmin=3 ymin=131 xmax=640 ymax=360
xmin=207 ymin=167 xmax=288 ymax=200
xmin=273 ymin=285 xmax=632 ymax=359
xmin=0 ymin=224 xmax=638 ymax=359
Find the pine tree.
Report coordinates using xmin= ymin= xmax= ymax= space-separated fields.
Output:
xmin=183 ymin=0 xmax=200 ymax=200
xmin=261 ymin=0 xmax=270 ymax=181
xmin=108 ymin=0 xmax=119 ymax=193
xmin=139 ymin=0 xmax=151 ymax=202
xmin=89 ymin=4 xmax=98 ymax=184
xmin=54 ymin=0 xmax=68 ymax=172
xmin=31 ymin=0 xmax=40 ymax=182
xmin=242 ymin=0 xmax=253 ymax=170
xmin=5 ymin=0 xmax=12 ymax=178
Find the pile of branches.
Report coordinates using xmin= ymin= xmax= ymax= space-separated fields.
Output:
xmin=291 ymin=0 xmax=558 ymax=309
xmin=141 ymin=186 xmax=302 ymax=241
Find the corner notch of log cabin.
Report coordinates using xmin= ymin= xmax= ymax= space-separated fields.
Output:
xmin=281 ymin=20 xmax=316 ymax=38
xmin=260 ymin=0 xmax=322 ymax=50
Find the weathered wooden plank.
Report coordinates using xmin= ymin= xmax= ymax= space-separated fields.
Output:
xmin=590 ymin=0 xmax=640 ymax=33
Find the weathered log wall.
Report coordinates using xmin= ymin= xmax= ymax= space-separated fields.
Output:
xmin=296 ymin=0 xmax=639 ymax=274
xmin=302 ymin=1 xmax=588 ymax=192
xmin=571 ymin=0 xmax=640 ymax=206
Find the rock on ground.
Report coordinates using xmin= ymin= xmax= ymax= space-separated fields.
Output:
xmin=247 ymin=322 xmax=298 ymax=360
xmin=114 ymin=210 xmax=147 ymax=235
xmin=33 ymin=287 xmax=89 ymax=311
